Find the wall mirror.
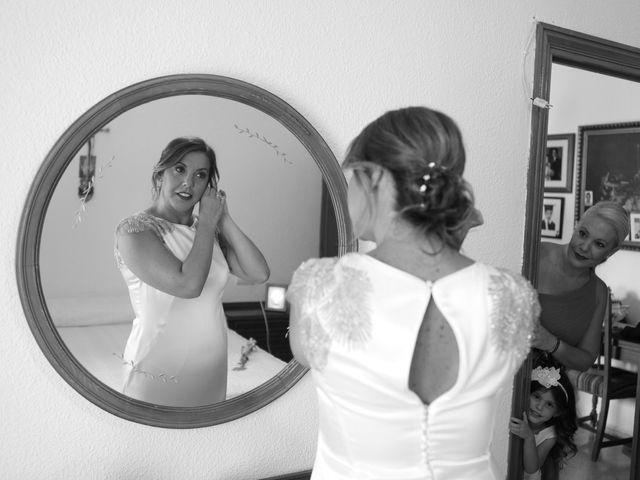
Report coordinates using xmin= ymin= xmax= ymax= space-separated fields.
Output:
xmin=509 ymin=22 xmax=640 ymax=479
xmin=16 ymin=74 xmax=353 ymax=428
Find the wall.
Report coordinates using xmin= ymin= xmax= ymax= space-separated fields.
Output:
xmin=2 ymin=1 xmax=640 ymax=478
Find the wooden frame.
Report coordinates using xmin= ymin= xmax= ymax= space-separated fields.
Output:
xmin=523 ymin=21 xmax=640 ymax=480
xmin=545 ymin=133 xmax=575 ymax=192
xmin=576 ymin=121 xmax=640 ymax=250
xmin=15 ymin=74 xmax=354 ymax=429
xmin=260 ymin=471 xmax=312 ymax=480
xmin=541 ymin=196 xmax=564 ymax=239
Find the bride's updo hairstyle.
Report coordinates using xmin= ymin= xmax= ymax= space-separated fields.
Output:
xmin=343 ymin=106 xmax=476 ymax=249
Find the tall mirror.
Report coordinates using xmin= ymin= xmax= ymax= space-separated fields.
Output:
xmin=510 ymin=23 xmax=640 ymax=480
xmin=16 ymin=74 xmax=353 ymax=428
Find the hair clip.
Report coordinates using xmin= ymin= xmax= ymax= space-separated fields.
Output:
xmin=531 ymin=366 xmax=568 ymax=401
xmin=417 ymin=161 xmax=441 ymax=193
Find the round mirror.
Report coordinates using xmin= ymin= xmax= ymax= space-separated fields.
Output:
xmin=16 ymin=74 xmax=353 ymax=428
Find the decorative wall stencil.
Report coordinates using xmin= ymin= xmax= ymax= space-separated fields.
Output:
xmin=234 ymin=124 xmax=291 ymax=164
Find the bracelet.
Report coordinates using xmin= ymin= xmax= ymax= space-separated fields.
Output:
xmin=548 ymin=337 xmax=560 ymax=355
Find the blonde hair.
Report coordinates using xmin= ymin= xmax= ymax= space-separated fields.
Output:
xmin=580 ymin=201 xmax=630 ymax=247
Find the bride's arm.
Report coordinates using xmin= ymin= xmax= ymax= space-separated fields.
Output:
xmin=117 ymin=187 xmax=223 ymax=298
xmin=217 ymin=192 xmax=270 ymax=284
xmin=288 ymin=301 xmax=310 ymax=368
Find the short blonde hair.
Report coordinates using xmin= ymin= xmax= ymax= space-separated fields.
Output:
xmin=581 ymin=201 xmax=630 ymax=247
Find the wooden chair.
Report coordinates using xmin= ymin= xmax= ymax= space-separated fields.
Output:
xmin=566 ymin=289 xmax=637 ymax=461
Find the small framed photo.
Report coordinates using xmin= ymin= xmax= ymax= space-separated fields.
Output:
xmin=584 ymin=190 xmax=594 ymax=207
xmin=631 ymin=213 xmax=640 ymax=242
xmin=576 ymin=121 xmax=640 ymax=251
xmin=264 ymin=284 xmax=288 ymax=312
xmin=545 ymin=134 xmax=575 ymax=193
xmin=541 ymin=196 xmax=564 ymax=239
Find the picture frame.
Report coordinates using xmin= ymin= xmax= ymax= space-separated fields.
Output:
xmin=541 ymin=196 xmax=564 ymax=239
xmin=631 ymin=213 xmax=640 ymax=243
xmin=576 ymin=121 xmax=640 ymax=251
xmin=545 ymin=133 xmax=575 ymax=193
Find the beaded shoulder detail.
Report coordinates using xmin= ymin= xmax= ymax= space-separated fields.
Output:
xmin=115 ymin=212 xmax=174 ymax=237
xmin=287 ymin=255 xmax=373 ymax=370
xmin=487 ymin=268 xmax=540 ymax=365
xmin=114 ymin=212 xmax=174 ymax=267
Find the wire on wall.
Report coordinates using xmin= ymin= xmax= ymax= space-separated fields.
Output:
xmin=521 ymin=16 xmax=552 ymax=110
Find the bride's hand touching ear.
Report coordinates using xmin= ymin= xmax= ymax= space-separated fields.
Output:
xmin=199 ymin=186 xmax=225 ymax=228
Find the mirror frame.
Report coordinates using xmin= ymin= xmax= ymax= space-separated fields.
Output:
xmin=508 ymin=22 xmax=640 ymax=479
xmin=16 ymin=74 xmax=354 ymax=428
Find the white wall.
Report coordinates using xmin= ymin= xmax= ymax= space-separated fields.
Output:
xmin=3 ymin=1 xmax=640 ymax=478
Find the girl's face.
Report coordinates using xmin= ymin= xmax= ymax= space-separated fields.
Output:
xmin=528 ymin=388 xmax=560 ymax=426
xmin=568 ymin=214 xmax=618 ymax=268
xmin=158 ymin=151 xmax=211 ymax=213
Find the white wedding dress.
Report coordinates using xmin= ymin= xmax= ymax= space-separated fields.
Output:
xmin=115 ymin=212 xmax=229 ymax=407
xmin=288 ymin=253 xmax=539 ymax=480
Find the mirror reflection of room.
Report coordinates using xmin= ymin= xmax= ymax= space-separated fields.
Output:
xmin=533 ymin=63 xmax=640 ymax=479
xmin=39 ymin=94 xmax=328 ymax=406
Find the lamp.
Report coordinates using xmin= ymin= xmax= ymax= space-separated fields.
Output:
xmin=264 ymin=284 xmax=288 ymax=312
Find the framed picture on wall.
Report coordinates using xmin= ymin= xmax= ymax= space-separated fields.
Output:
xmin=541 ymin=196 xmax=564 ymax=239
xmin=576 ymin=121 xmax=640 ymax=251
xmin=631 ymin=213 xmax=640 ymax=243
xmin=545 ymin=133 xmax=575 ymax=193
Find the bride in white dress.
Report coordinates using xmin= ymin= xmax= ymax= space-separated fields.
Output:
xmin=115 ymin=137 xmax=269 ymax=407
xmin=287 ymin=107 xmax=540 ymax=479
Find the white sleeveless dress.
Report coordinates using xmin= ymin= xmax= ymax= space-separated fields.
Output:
xmin=115 ymin=212 xmax=229 ymax=407
xmin=287 ymin=253 xmax=539 ymax=480
xmin=524 ymin=426 xmax=557 ymax=480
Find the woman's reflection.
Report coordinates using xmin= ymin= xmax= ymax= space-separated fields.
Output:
xmin=532 ymin=201 xmax=629 ymax=371
xmin=114 ymin=137 xmax=269 ymax=406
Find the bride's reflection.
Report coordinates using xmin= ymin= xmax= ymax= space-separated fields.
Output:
xmin=115 ymin=137 xmax=269 ymax=407
xmin=40 ymin=94 xmax=326 ymax=406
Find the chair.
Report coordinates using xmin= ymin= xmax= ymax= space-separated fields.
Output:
xmin=566 ymin=289 xmax=638 ymax=461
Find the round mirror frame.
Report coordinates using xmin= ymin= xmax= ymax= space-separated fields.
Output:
xmin=16 ymin=74 xmax=353 ymax=428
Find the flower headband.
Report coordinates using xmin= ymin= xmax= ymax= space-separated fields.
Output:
xmin=531 ymin=366 xmax=568 ymax=401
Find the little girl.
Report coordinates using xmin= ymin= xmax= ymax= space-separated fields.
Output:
xmin=509 ymin=366 xmax=577 ymax=479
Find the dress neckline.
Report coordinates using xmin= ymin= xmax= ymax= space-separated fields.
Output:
xmin=538 ymin=268 xmax=596 ymax=299
xmin=359 ymin=252 xmax=477 ymax=285
xmin=141 ymin=211 xmax=197 ymax=229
